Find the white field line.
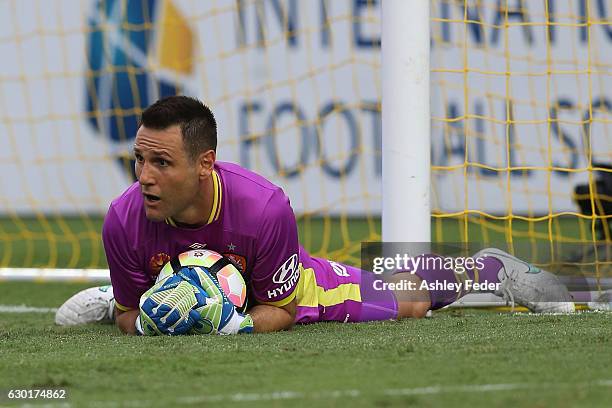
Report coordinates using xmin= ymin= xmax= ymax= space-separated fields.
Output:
xmin=0 ymin=268 xmax=110 ymax=281
xmin=13 ymin=404 xmax=71 ymax=408
xmin=1 ymin=304 xmax=608 ymax=316
xmin=0 ymin=305 xmax=57 ymax=313
xmin=12 ymin=380 xmax=612 ymax=408
xmin=78 ymin=379 xmax=612 ymax=407
xmin=176 ymin=380 xmax=612 ymax=403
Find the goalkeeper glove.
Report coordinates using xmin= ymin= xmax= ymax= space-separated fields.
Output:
xmin=178 ymin=266 xmax=254 ymax=335
xmin=137 ymin=266 xmax=253 ymax=335
xmin=137 ymin=274 xmax=204 ymax=336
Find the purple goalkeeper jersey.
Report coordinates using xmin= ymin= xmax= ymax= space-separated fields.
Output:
xmin=103 ymin=161 xmax=399 ymax=324
xmin=103 ymin=161 xmax=301 ymax=311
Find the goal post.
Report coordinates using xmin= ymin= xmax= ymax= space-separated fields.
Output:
xmin=381 ymin=0 xmax=431 ymax=243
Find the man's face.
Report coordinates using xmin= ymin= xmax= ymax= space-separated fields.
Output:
xmin=133 ymin=125 xmax=202 ymax=222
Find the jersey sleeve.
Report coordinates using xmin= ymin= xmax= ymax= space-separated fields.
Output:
xmin=102 ymin=205 xmax=149 ymax=311
xmin=250 ymin=189 xmax=300 ymax=306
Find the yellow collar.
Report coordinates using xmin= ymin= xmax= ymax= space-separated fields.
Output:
xmin=165 ymin=170 xmax=222 ymax=227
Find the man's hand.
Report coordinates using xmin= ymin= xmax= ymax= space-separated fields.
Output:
xmin=182 ymin=267 xmax=253 ymax=335
xmin=117 ymin=295 xmax=293 ymax=334
xmin=138 ymin=273 xmax=204 ymax=335
xmin=249 ymin=298 xmax=296 ymax=333
xmin=134 ymin=267 xmax=255 ymax=336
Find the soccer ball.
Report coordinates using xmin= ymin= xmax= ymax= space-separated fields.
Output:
xmin=158 ymin=249 xmax=247 ymax=308
xmin=216 ymin=267 xmax=247 ymax=307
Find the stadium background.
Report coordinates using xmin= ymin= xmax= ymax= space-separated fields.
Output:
xmin=0 ymin=0 xmax=610 ymax=272
xmin=1 ymin=1 xmax=611 ymax=406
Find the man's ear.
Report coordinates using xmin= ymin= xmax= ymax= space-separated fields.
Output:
xmin=198 ymin=149 xmax=216 ymax=177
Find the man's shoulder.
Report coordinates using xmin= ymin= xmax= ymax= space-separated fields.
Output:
xmin=109 ymin=182 xmax=143 ymax=217
xmin=215 ymin=162 xmax=294 ymax=233
xmin=216 ymin=161 xmax=283 ymax=194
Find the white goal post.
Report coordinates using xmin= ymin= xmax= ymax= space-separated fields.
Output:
xmin=381 ymin=0 xmax=431 ymax=243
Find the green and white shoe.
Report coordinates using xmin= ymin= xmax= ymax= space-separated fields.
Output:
xmin=55 ymin=285 xmax=116 ymax=326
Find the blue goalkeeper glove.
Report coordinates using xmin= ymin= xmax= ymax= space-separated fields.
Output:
xmin=137 ymin=274 xmax=205 ymax=336
xmin=178 ymin=266 xmax=254 ymax=335
xmin=137 ymin=267 xmax=253 ymax=336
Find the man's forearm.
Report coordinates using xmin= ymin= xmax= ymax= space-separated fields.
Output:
xmin=249 ymin=303 xmax=295 ymax=333
xmin=115 ymin=308 xmax=139 ymax=335
xmin=115 ymin=301 xmax=295 ymax=334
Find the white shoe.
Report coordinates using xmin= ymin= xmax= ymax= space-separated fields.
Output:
xmin=55 ymin=286 xmax=116 ymax=326
xmin=474 ymin=248 xmax=575 ymax=313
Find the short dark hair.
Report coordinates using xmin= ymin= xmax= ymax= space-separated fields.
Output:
xmin=139 ymin=96 xmax=217 ymax=161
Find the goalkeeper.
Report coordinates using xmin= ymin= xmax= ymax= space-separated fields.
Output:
xmin=56 ymin=96 xmax=574 ymax=334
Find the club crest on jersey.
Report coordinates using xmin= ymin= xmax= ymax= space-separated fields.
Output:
xmin=149 ymin=252 xmax=171 ymax=278
xmin=223 ymin=253 xmax=247 ymax=273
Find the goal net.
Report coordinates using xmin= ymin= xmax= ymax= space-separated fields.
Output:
xmin=0 ymin=1 xmax=610 ymax=285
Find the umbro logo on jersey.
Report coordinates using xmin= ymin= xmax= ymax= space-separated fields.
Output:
xmin=272 ymin=254 xmax=299 ymax=284
xmin=189 ymin=243 xmax=207 ymax=250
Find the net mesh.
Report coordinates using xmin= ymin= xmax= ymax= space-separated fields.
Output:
xmin=431 ymin=0 xmax=611 ymax=269
xmin=0 ymin=0 xmax=610 ymax=270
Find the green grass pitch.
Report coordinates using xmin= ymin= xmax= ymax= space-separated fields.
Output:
xmin=1 ymin=281 xmax=611 ymax=407
xmin=1 ymin=216 xmax=611 ymax=406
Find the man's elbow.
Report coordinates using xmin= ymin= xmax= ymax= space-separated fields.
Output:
xmin=282 ymin=313 xmax=296 ymax=331
xmin=282 ymin=299 xmax=297 ymax=329
xmin=115 ymin=307 xmax=139 ymax=335
xmin=117 ymin=321 xmax=136 ymax=335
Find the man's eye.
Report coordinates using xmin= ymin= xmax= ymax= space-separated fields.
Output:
xmin=135 ymin=154 xmax=144 ymax=162
xmin=159 ymin=159 xmax=169 ymax=167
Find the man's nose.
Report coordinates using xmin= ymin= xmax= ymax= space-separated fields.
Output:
xmin=138 ymin=162 xmax=155 ymax=185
